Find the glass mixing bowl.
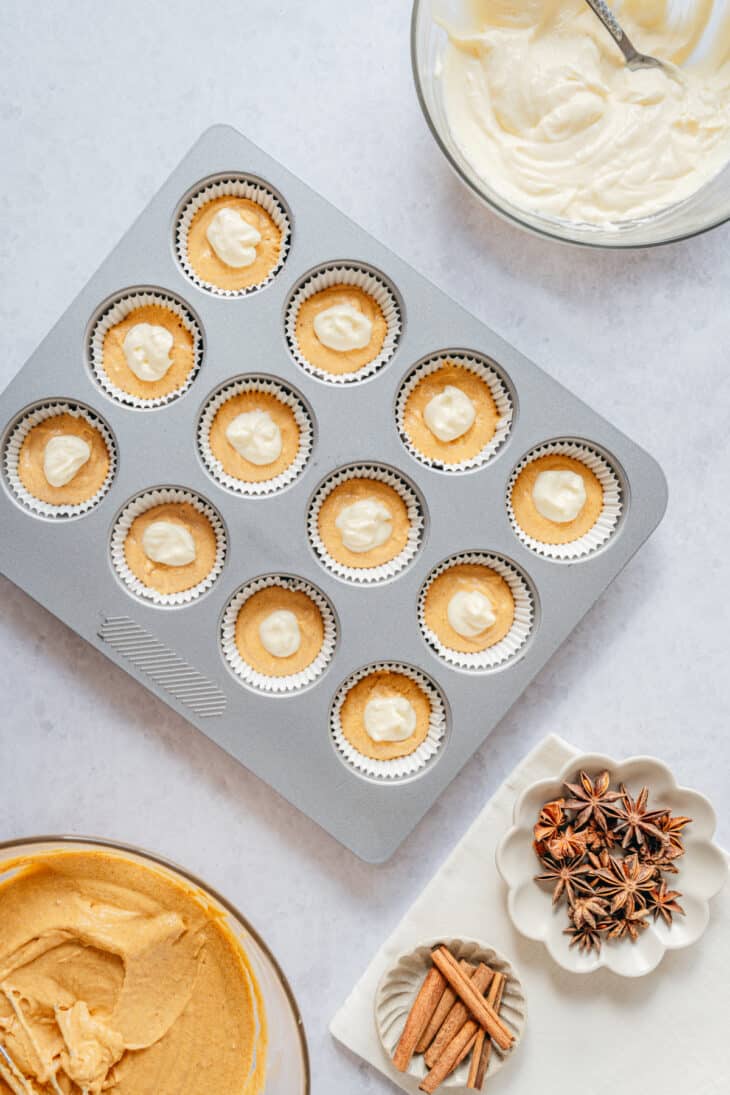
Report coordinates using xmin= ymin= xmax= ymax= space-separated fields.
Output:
xmin=411 ymin=0 xmax=730 ymax=248
xmin=0 ymin=836 xmax=310 ymax=1095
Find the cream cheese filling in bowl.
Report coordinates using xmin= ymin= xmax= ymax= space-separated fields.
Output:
xmin=412 ymin=0 xmax=730 ymax=246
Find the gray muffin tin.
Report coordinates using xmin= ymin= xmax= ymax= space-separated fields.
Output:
xmin=0 ymin=125 xmax=667 ymax=862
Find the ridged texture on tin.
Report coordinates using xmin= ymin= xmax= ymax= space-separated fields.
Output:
xmin=285 ymin=263 xmax=402 ymax=384
xmin=88 ymin=289 xmax=204 ymax=409
xmin=418 ymin=551 xmax=535 ymax=671
xmin=3 ymin=400 xmax=117 ymax=518
xmin=175 ymin=175 xmax=291 ymax=296
xmin=110 ymin=487 xmax=227 ymax=606
xmin=99 ymin=615 xmax=227 ymax=717
xmin=396 ymin=351 xmax=513 ymax=472
xmin=220 ymin=574 xmax=337 ymax=694
xmin=507 ymin=439 xmax=623 ymax=560
xmin=308 ymin=463 xmax=425 ymax=585
xmin=197 ymin=375 xmax=314 ymax=496
xmin=375 ymin=937 xmax=527 ymax=1087
xmin=330 ymin=661 xmax=446 ymax=780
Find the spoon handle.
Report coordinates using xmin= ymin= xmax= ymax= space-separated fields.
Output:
xmin=584 ymin=0 xmax=625 ymax=44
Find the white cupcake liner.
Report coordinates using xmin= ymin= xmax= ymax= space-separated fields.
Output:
xmin=88 ymin=289 xmax=204 ymax=409
xmin=197 ymin=376 xmax=314 ymax=496
xmin=330 ymin=661 xmax=447 ymax=781
xmin=507 ymin=440 xmax=623 ymax=561
xmin=418 ymin=552 xmax=535 ymax=672
xmin=3 ymin=400 xmax=117 ymax=519
xmin=110 ymin=487 xmax=227 ymax=606
xmin=174 ymin=175 xmax=291 ymax=297
xmin=307 ymin=463 xmax=425 ymax=585
xmin=396 ymin=352 xmax=514 ymax=472
xmin=220 ymin=574 xmax=337 ymax=694
xmin=285 ymin=263 xmax=402 ymax=384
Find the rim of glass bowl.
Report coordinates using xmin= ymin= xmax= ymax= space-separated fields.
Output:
xmin=0 ymin=834 xmax=311 ymax=1094
xmin=410 ymin=0 xmax=730 ymax=250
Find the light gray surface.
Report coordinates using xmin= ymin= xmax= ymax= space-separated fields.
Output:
xmin=0 ymin=2 xmax=728 ymax=1092
xmin=0 ymin=123 xmax=667 ymax=862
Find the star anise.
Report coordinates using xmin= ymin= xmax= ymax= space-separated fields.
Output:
xmin=535 ymin=855 xmax=594 ymax=906
xmin=586 ymin=847 xmax=612 ymax=873
xmin=611 ymin=785 xmax=666 ymax=849
xmin=648 ymin=880 xmax=685 ymax=926
xmin=569 ymin=892 xmax=609 ymax=930
xmin=582 ymin=820 xmax=618 ymax=851
xmin=533 ymin=799 xmax=565 ymax=855
xmin=593 ymin=852 xmax=656 ymax=914
xmin=564 ymin=922 xmax=603 ymax=953
xmin=655 ymin=812 xmax=692 ymax=855
xmin=547 ymin=825 xmax=587 ymax=860
xmin=563 ymin=770 xmax=622 ymax=831
xmin=638 ymin=842 xmax=682 ymax=875
xmin=601 ymin=907 xmax=650 ymax=943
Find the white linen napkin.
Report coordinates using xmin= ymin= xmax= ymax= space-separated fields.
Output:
xmin=330 ymin=734 xmax=729 ymax=1093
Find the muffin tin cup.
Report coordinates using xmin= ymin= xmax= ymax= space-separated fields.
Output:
xmin=507 ymin=440 xmax=623 ymax=561
xmin=396 ymin=352 xmax=514 ymax=472
xmin=418 ymin=552 xmax=535 ymax=671
xmin=197 ymin=376 xmax=314 ymax=496
xmin=175 ymin=175 xmax=291 ymax=297
xmin=220 ymin=574 xmax=338 ymax=694
xmin=307 ymin=463 xmax=425 ymax=585
xmin=3 ymin=400 xmax=118 ymax=520
xmin=330 ymin=661 xmax=447 ymax=781
xmin=88 ymin=289 xmax=204 ymax=410
xmin=285 ymin=263 xmax=402 ymax=384
xmin=110 ymin=487 xmax=227 ymax=607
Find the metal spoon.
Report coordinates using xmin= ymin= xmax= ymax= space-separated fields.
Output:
xmin=583 ymin=0 xmax=670 ymax=73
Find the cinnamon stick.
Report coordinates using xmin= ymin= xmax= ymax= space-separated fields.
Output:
xmin=469 ymin=972 xmax=506 ymax=1089
xmin=419 ymin=1021 xmax=479 ymax=1094
xmin=416 ymin=960 xmax=473 ymax=1055
xmin=392 ymin=967 xmax=447 ymax=1072
xmin=467 ymin=1031 xmax=486 ymax=1090
xmin=431 ymin=947 xmax=513 ymax=1051
xmin=423 ymin=963 xmax=492 ymax=1069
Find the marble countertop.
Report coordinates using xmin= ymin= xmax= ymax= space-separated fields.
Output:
xmin=1 ymin=3 xmax=728 ymax=1092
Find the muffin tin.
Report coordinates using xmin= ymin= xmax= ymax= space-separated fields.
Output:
xmin=0 ymin=125 xmax=667 ymax=862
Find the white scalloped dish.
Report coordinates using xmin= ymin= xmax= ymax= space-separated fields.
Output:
xmin=496 ymin=752 xmax=728 ymax=977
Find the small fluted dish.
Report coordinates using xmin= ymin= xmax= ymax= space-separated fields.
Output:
xmin=375 ymin=937 xmax=526 ymax=1087
xmin=496 ymin=753 xmax=728 ymax=977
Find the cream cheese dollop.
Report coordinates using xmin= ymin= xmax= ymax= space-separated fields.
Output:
xmin=532 ymin=469 xmax=587 ymax=523
xmin=43 ymin=435 xmax=91 ymax=487
xmin=313 ymin=303 xmax=373 ymax=351
xmin=122 ymin=323 xmax=174 ymax=382
xmin=206 ymin=207 xmax=261 ymax=268
xmin=259 ymin=609 xmax=301 ymax=658
xmin=447 ymin=589 xmax=497 ymax=638
xmin=364 ymin=693 xmax=417 ymax=742
xmin=225 ymin=409 xmax=282 ymax=466
xmin=335 ymin=498 xmax=392 ymax=553
xmin=142 ymin=521 xmax=196 ymax=566
xmin=424 ymin=385 xmax=476 ymax=442
xmin=439 ymin=0 xmax=730 ymax=224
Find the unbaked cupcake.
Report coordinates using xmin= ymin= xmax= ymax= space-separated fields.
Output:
xmin=234 ymin=585 xmax=324 ymax=677
xmin=510 ymin=453 xmax=604 ymax=546
xmin=400 ymin=357 xmax=508 ymax=468
xmin=15 ymin=411 xmax=111 ymax=508
xmin=422 ymin=561 xmax=515 ymax=655
xmin=338 ymin=667 xmax=433 ymax=763
xmin=185 ymin=194 xmax=283 ymax=293
xmin=122 ymin=500 xmax=219 ymax=597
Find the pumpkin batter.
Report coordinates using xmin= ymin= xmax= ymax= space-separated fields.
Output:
xmin=209 ymin=391 xmax=300 ymax=483
xmin=123 ymin=501 xmax=218 ymax=595
xmin=339 ymin=670 xmax=432 ymax=762
xmin=317 ymin=478 xmax=410 ymax=569
xmin=186 ymin=196 xmax=282 ymax=292
xmin=101 ymin=305 xmax=196 ymax=401
xmin=511 ymin=454 xmax=603 ymax=544
xmin=17 ymin=414 xmax=110 ymax=506
xmin=295 ymin=286 xmax=386 ymax=376
xmin=423 ymin=562 xmax=515 ymax=653
xmin=403 ymin=362 xmax=500 ymax=464
xmin=234 ymin=586 xmax=325 ymax=678
xmin=0 ymin=849 xmax=266 ymax=1095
